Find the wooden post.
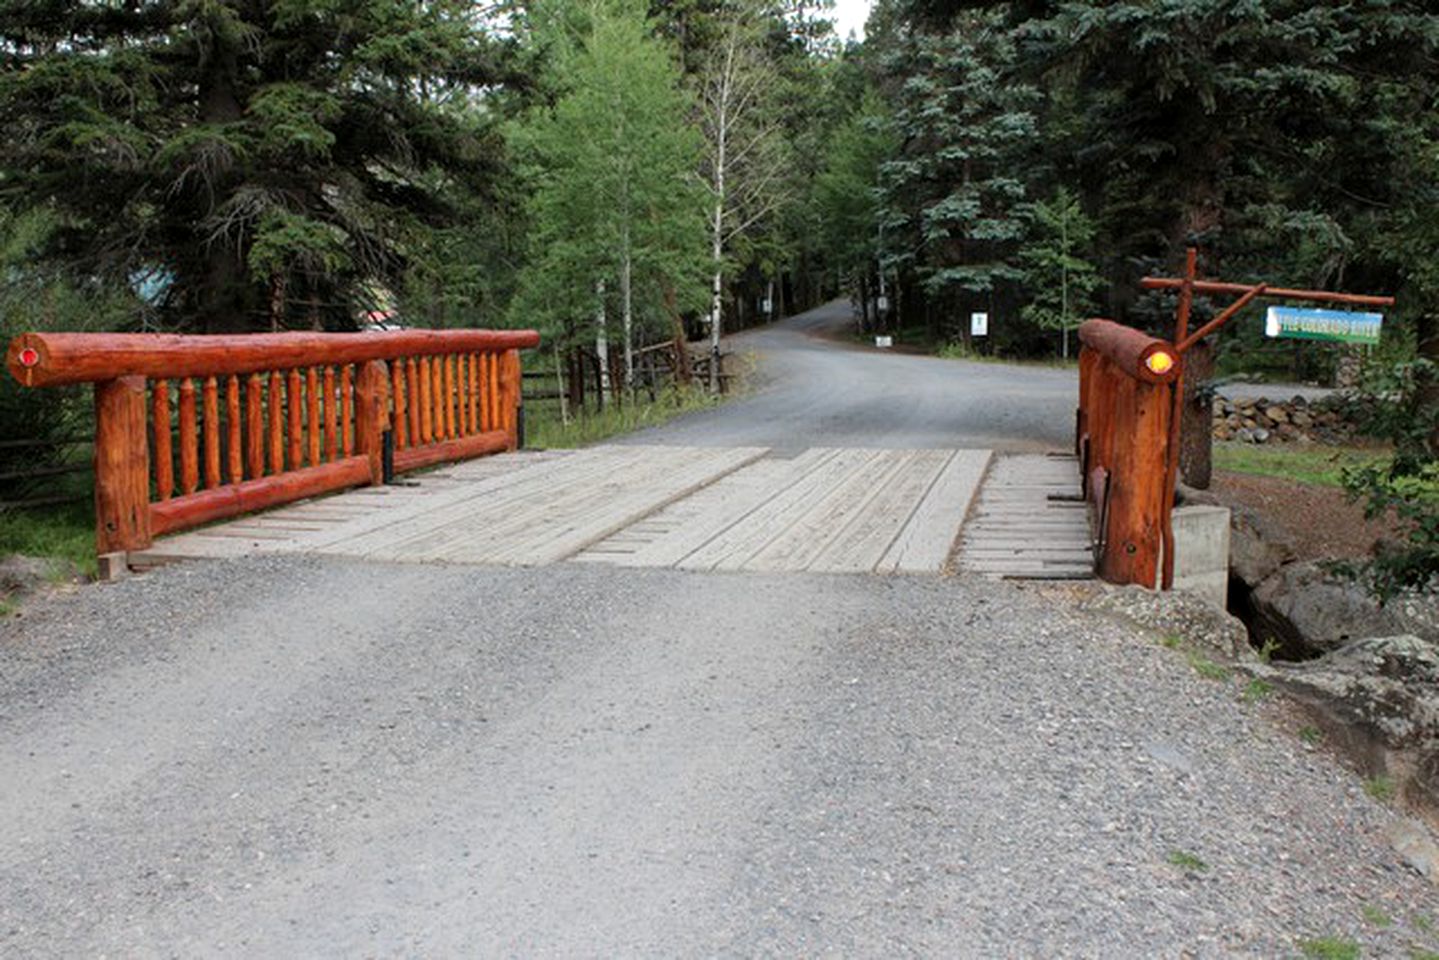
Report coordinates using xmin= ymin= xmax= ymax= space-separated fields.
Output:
xmin=354 ymin=360 xmax=389 ymax=485
xmin=93 ymin=376 xmax=152 ymax=560
xmin=1098 ymin=376 xmax=1172 ymax=587
xmin=500 ymin=348 xmax=521 ymax=450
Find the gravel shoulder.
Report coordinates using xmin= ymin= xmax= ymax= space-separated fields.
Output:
xmin=2 ymin=556 xmax=1436 ymax=957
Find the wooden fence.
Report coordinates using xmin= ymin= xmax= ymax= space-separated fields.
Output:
xmin=6 ymin=329 xmax=537 ymax=562
xmin=1075 ymin=319 xmax=1180 ymax=587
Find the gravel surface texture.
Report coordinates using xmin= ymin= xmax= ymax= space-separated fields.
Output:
xmin=614 ymin=300 xmax=1077 ymax=452
xmin=3 ymin=557 xmax=1437 ymax=957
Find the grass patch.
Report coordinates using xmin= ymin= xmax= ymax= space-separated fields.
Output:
xmin=1187 ymin=651 xmax=1231 ymax=682
xmin=1212 ymin=443 xmax=1389 ymax=489
xmin=525 ymin=385 xmax=721 ymax=450
xmin=1410 ymin=950 xmax=1439 ymax=960
xmin=1364 ymin=775 xmax=1396 ymax=803
xmin=1299 ymin=725 xmax=1324 ymax=745
xmin=1242 ymin=677 xmax=1274 ymax=702
xmin=1158 ymin=634 xmax=1183 ymax=649
xmin=1360 ymin=905 xmax=1393 ymax=928
xmin=1166 ymin=849 xmax=1209 ymax=872
xmin=0 ymin=501 xmax=96 ymax=579
xmin=1298 ymin=936 xmax=1361 ymax=960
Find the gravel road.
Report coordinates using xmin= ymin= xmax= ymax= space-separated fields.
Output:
xmin=615 ymin=300 xmax=1076 ymax=452
xmin=2 ymin=301 xmax=1436 ymax=956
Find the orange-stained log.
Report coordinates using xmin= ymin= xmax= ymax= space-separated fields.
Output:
xmin=287 ymin=369 xmax=302 ymax=470
xmin=442 ymin=354 xmax=455 ymax=439
xmin=267 ymin=371 xmax=283 ymax=474
xmin=430 ymin=356 xmax=444 ymax=440
xmin=203 ymin=376 xmax=221 ymax=489
xmin=178 ymin=378 xmax=198 ymax=495
xmin=341 ymin=365 xmax=354 ymax=456
xmin=225 ymin=375 xmax=242 ymax=483
xmin=392 ymin=430 xmax=508 ymax=475
xmin=354 ymin=360 xmax=389 ymax=485
xmin=406 ymin=358 xmax=420 ymax=446
xmin=418 ymin=357 xmax=433 ymax=443
xmin=7 ymin=328 xmax=541 ymax=387
xmin=306 ymin=367 xmax=320 ymax=466
xmin=246 ymin=373 xmax=263 ymax=480
xmin=152 ymin=379 xmax=173 ymax=501
xmin=467 ymin=354 xmax=479 ymax=434
xmin=391 ymin=360 xmax=408 ymax=449
xmin=151 ymin=457 xmax=371 ymax=537
xmin=500 ymin=349 xmax=521 ymax=449
xmin=323 ymin=366 xmax=338 ymax=462
xmin=94 ymin=376 xmax=152 ymax=554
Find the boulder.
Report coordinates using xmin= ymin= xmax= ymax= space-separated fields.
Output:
xmin=1081 ymin=584 xmax=1253 ymax=661
xmin=1260 ymin=635 xmax=1439 ymax=820
xmin=1251 ymin=561 xmax=1439 ymax=658
xmin=1228 ymin=504 xmax=1297 ymax=588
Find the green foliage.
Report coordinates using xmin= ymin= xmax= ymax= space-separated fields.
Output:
xmin=1297 ymin=937 xmax=1361 ymax=960
xmin=526 ymin=386 xmax=718 ymax=449
xmin=508 ymin=1 xmax=707 ymax=349
xmin=1214 ymin=444 xmax=1391 ymax=490
xmin=1364 ymin=775 xmax=1396 ymax=803
xmin=1187 ymin=652 xmax=1230 ymax=682
xmin=0 ymin=0 xmax=514 ymax=331
xmin=1017 ymin=186 xmax=1102 ymax=357
xmin=1165 ymin=850 xmax=1209 ymax=873
xmin=0 ymin=502 xmax=97 ymax=580
xmin=1339 ymin=359 xmax=1439 ymax=601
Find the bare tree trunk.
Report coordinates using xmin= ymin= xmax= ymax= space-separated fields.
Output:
xmin=595 ymin=280 xmax=611 ymax=408
xmin=621 ymin=249 xmax=634 ymax=393
xmin=661 ymin=281 xmax=692 ymax=385
xmin=709 ymin=197 xmax=724 ymax=394
xmin=268 ymin=274 xmax=286 ymax=332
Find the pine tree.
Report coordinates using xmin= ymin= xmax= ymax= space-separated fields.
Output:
xmin=0 ymin=0 xmax=513 ymax=331
xmin=1018 ymin=187 xmax=1101 ymax=359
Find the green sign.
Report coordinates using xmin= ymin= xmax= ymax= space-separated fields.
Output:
xmin=1264 ymin=306 xmax=1383 ymax=346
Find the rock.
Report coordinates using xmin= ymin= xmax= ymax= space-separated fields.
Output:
xmin=1387 ymin=818 xmax=1439 ymax=883
xmin=1250 ymin=561 xmax=1439 ymax=658
xmin=1213 ymin=424 xmax=1233 ymax=441
xmin=1266 ymin=406 xmax=1289 ymax=423
xmin=1236 ymin=427 xmax=1255 ymax=443
xmin=1228 ymin=504 xmax=1297 ymax=588
xmin=1292 ymin=410 xmax=1314 ymax=428
xmin=0 ymin=555 xmax=58 ymax=597
xmin=1081 ymin=584 xmax=1253 ymax=661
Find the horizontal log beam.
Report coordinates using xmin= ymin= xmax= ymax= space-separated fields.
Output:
xmin=7 ymin=329 xmax=541 ymax=388
xmin=1077 ymin=320 xmax=1180 ymax=383
xmin=149 ymin=457 xmax=372 ymax=536
xmin=1139 ymin=277 xmax=1394 ymax=308
xmin=392 ymin=430 xmax=509 ymax=475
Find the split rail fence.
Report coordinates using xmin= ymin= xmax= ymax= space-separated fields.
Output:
xmin=5 ymin=329 xmax=538 ymax=563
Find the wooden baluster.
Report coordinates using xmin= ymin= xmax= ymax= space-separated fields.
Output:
xmin=287 ymin=369 xmax=303 ymax=470
xmin=464 ymin=355 xmax=477 ymax=435
xmin=246 ymin=373 xmax=263 ymax=479
xmin=307 ymin=367 xmax=320 ymax=466
xmin=406 ymin=358 xmax=420 ymax=446
xmin=485 ymin=353 xmax=498 ymax=431
xmin=94 ymin=376 xmax=152 ymax=557
xmin=457 ymin=354 xmax=470 ymax=436
xmin=323 ymin=365 xmax=338 ymax=462
xmin=203 ymin=376 xmax=221 ymax=489
xmin=501 ymin=349 xmax=521 ymax=449
xmin=152 ymin=379 xmax=173 ymax=501
xmin=418 ymin=357 xmax=433 ymax=443
xmin=430 ymin=356 xmax=444 ymax=440
xmin=392 ymin=360 xmax=408 ymax=449
xmin=443 ymin=354 xmax=456 ymax=438
xmin=178 ymin=378 xmax=198 ymax=495
xmin=226 ymin=375 xmax=242 ymax=483
xmin=268 ymin=371 xmax=283 ymax=473
xmin=341 ymin=365 xmax=354 ymax=456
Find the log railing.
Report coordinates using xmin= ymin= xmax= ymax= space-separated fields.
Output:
xmin=6 ymin=329 xmax=538 ymax=561
xmin=1075 ymin=319 xmax=1180 ymax=587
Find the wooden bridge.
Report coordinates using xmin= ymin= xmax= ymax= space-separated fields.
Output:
xmin=125 ymin=443 xmax=1093 ymax=579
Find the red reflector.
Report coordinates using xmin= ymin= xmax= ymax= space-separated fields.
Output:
xmin=18 ymin=347 xmax=39 ymax=368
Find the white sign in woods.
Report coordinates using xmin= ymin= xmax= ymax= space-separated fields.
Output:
xmin=970 ymin=312 xmax=989 ymax=337
xmin=875 ymin=335 xmax=893 ymax=348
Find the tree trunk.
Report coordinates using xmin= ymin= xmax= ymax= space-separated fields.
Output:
xmin=1179 ymin=338 xmax=1215 ymax=489
xmin=621 ymin=249 xmax=634 ymax=393
xmin=594 ymin=280 xmax=610 ymax=409
xmin=708 ymin=195 xmax=724 ymax=394
xmin=661 ymin=281 xmax=692 ymax=386
xmin=1419 ymin=311 xmax=1439 ymax=454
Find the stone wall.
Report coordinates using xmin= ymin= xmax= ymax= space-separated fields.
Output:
xmin=1212 ymin=395 xmax=1356 ymax=445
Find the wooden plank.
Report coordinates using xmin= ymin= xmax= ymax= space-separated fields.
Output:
xmin=806 ymin=450 xmax=954 ymax=573
xmin=746 ymin=451 xmax=922 ymax=572
xmin=878 ymin=449 xmax=992 ymax=573
xmin=582 ymin=449 xmax=839 ymax=568
xmin=678 ymin=449 xmax=879 ymax=571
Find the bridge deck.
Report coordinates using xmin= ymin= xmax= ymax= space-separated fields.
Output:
xmin=131 ymin=445 xmax=1092 ymax=578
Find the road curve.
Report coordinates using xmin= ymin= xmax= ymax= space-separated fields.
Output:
xmin=616 ymin=300 xmax=1077 ymax=452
